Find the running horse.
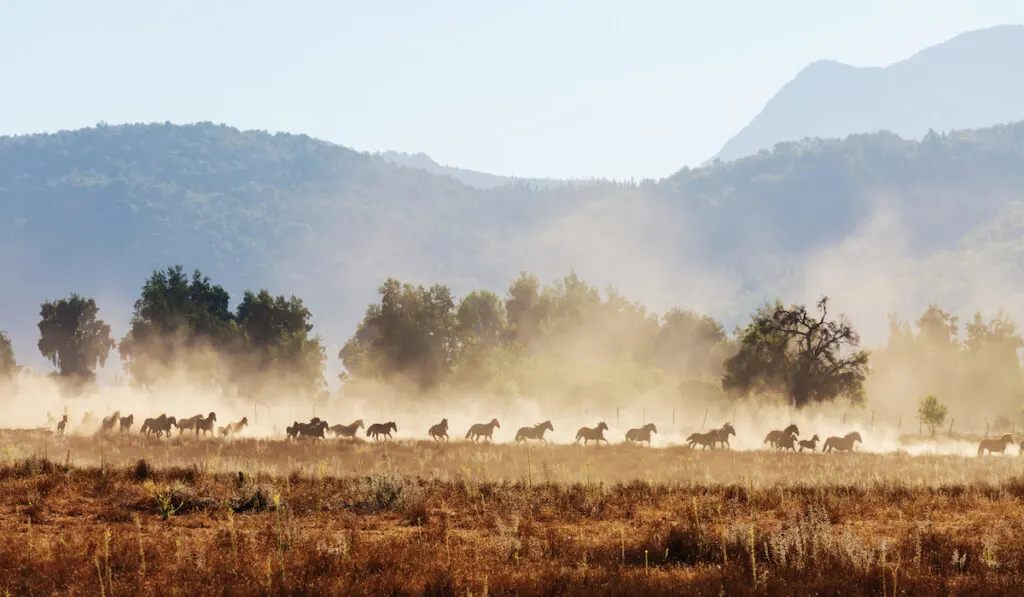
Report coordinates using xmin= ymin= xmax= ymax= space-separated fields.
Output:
xmin=515 ymin=420 xmax=554 ymax=443
xmin=764 ymin=424 xmax=800 ymax=449
xmin=575 ymin=421 xmax=609 ymax=446
xmin=329 ymin=419 xmax=365 ymax=439
xmin=366 ymin=421 xmax=397 ymax=441
xmin=465 ymin=419 xmax=501 ymax=443
xmin=625 ymin=423 xmax=657 ymax=446
xmin=824 ymin=431 xmax=862 ymax=453
xmin=428 ymin=418 xmax=449 ymax=442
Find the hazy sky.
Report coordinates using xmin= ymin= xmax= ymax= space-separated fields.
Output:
xmin=3 ymin=1 xmax=1024 ymax=179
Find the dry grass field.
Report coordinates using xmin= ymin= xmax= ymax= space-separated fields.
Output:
xmin=3 ymin=431 xmax=1024 ymax=594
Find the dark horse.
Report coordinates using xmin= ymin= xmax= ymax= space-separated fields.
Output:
xmin=366 ymin=421 xmax=397 ymax=441
xmin=141 ymin=414 xmax=176 ymax=438
xmin=194 ymin=412 xmax=218 ymax=438
xmin=515 ymin=420 xmax=554 ymax=443
xmin=428 ymin=419 xmax=449 ymax=442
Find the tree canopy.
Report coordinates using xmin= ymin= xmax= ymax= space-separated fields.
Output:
xmin=37 ymin=294 xmax=115 ymax=381
xmin=722 ymin=296 xmax=869 ymax=408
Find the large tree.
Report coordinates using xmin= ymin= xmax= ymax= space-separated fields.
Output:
xmin=234 ymin=289 xmax=326 ymax=399
xmin=37 ymin=294 xmax=115 ymax=380
xmin=339 ymin=278 xmax=457 ymax=390
xmin=119 ymin=265 xmax=236 ymax=387
xmin=723 ymin=296 xmax=869 ymax=407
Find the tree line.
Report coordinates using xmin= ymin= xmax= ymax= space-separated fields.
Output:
xmin=2 ymin=265 xmax=1023 ymax=416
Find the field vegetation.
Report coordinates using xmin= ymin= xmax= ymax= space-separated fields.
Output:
xmin=3 ymin=443 xmax=1024 ymax=595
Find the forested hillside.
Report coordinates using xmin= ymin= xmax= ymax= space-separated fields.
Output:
xmin=2 ymin=120 xmax=1024 ymax=382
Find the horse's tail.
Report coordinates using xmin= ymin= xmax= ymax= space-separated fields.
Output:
xmin=824 ymin=438 xmax=833 ymax=453
xmin=465 ymin=428 xmax=473 ymax=439
xmin=978 ymin=442 xmax=985 ymax=457
xmin=365 ymin=427 xmax=372 ymax=437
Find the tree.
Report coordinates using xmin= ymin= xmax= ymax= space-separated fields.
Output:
xmin=723 ymin=296 xmax=869 ymax=407
xmin=0 ymin=330 xmax=15 ymax=378
xmin=918 ymin=394 xmax=948 ymax=436
xmin=339 ymin=278 xmax=457 ymax=390
xmin=234 ymin=289 xmax=326 ymax=399
xmin=37 ymin=294 xmax=115 ymax=379
xmin=119 ymin=265 xmax=236 ymax=387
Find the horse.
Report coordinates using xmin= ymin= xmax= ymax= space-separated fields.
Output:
xmin=515 ymin=420 xmax=554 ymax=443
xmin=428 ymin=419 xmax=449 ymax=442
xmin=367 ymin=421 xmax=397 ymax=441
xmin=764 ymin=424 xmax=800 ymax=448
xmin=713 ymin=423 xmax=736 ymax=449
xmin=100 ymin=410 xmax=120 ymax=434
xmin=575 ymin=421 xmax=609 ymax=446
xmin=119 ymin=414 xmax=134 ymax=433
xmin=218 ymin=417 xmax=248 ymax=438
xmin=295 ymin=417 xmax=328 ymax=439
xmin=176 ymin=414 xmax=202 ymax=436
xmin=329 ymin=419 xmax=365 ymax=439
xmin=978 ymin=433 xmax=1014 ymax=456
xmin=774 ymin=432 xmax=798 ymax=451
xmin=686 ymin=430 xmax=718 ymax=450
xmin=798 ymin=434 xmax=820 ymax=452
xmin=465 ymin=418 xmax=501 ymax=443
xmin=56 ymin=415 xmax=68 ymax=437
xmin=141 ymin=415 xmax=176 ymax=438
xmin=194 ymin=412 xmax=218 ymax=438
xmin=824 ymin=431 xmax=863 ymax=453
xmin=625 ymin=423 xmax=658 ymax=446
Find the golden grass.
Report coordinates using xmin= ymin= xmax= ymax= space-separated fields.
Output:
xmin=3 ymin=434 xmax=1024 ymax=594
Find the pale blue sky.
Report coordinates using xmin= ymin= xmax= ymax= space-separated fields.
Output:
xmin=2 ymin=0 xmax=1023 ymax=179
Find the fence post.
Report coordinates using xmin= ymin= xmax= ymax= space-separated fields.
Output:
xmin=870 ymin=411 xmax=875 ymax=431
xmin=948 ymin=418 xmax=954 ymax=436
xmin=702 ymin=408 xmax=708 ymax=430
xmin=672 ymin=408 xmax=676 ymax=432
xmin=898 ymin=414 xmax=902 ymax=433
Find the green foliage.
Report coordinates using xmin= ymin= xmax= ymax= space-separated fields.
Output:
xmin=118 ymin=265 xmax=325 ymax=400
xmin=0 ymin=330 xmax=14 ymax=378
xmin=918 ymin=394 xmax=949 ymax=436
xmin=722 ymin=296 xmax=869 ymax=408
xmin=37 ymin=294 xmax=115 ymax=379
xmin=340 ymin=269 xmax=729 ymax=402
xmin=119 ymin=265 xmax=237 ymax=387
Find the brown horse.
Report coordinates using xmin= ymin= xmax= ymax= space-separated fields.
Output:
xmin=798 ymin=434 xmax=820 ymax=452
xmin=330 ymin=419 xmax=365 ymax=439
xmin=465 ymin=419 xmax=501 ymax=443
xmin=515 ymin=421 xmax=554 ymax=443
xmin=218 ymin=417 xmax=248 ymax=438
xmin=428 ymin=419 xmax=449 ymax=442
xmin=366 ymin=421 xmax=397 ymax=441
xmin=764 ymin=424 xmax=800 ymax=448
xmin=824 ymin=431 xmax=862 ymax=453
xmin=978 ymin=433 xmax=1014 ymax=456
xmin=119 ymin=414 xmax=135 ymax=433
xmin=575 ymin=422 xmax=609 ymax=446
xmin=625 ymin=423 xmax=657 ymax=446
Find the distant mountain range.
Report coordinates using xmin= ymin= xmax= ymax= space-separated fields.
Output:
xmin=3 ymin=119 xmax=1024 ymax=382
xmin=714 ymin=25 xmax=1024 ymax=162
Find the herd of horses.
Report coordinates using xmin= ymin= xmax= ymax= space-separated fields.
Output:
xmin=42 ymin=410 xmax=1024 ymax=456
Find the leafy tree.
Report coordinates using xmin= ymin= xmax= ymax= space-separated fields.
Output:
xmin=37 ymin=294 xmax=115 ymax=379
xmin=0 ymin=330 xmax=14 ymax=378
xmin=918 ymin=394 xmax=948 ymax=436
xmin=340 ymin=278 xmax=457 ymax=390
xmin=642 ymin=307 xmax=731 ymax=379
xmin=723 ymin=296 xmax=869 ymax=407
xmin=234 ymin=289 xmax=326 ymax=399
xmin=119 ymin=265 xmax=236 ymax=387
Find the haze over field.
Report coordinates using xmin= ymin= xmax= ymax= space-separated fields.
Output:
xmin=3 ymin=7 xmax=1024 ymax=459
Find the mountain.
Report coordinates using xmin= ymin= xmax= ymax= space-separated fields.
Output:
xmin=375 ymin=150 xmax=567 ymax=190
xmin=2 ymin=120 xmax=1024 ymax=378
xmin=715 ymin=25 xmax=1024 ymax=162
